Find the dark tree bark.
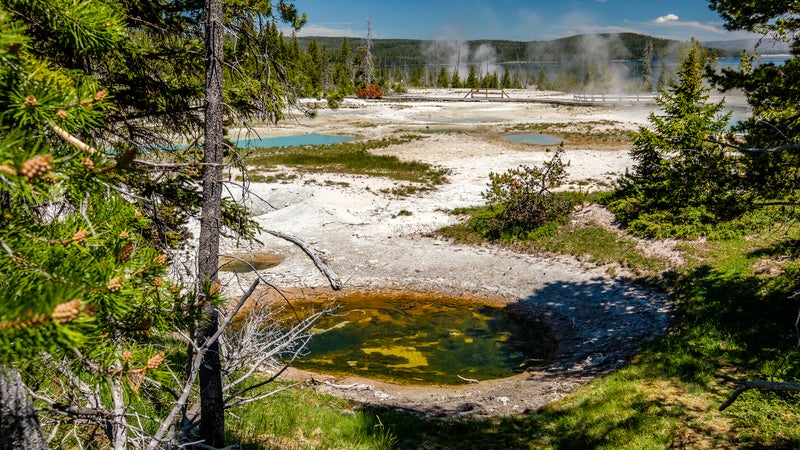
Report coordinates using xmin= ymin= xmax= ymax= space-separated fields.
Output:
xmin=0 ymin=368 xmax=48 ymax=450
xmin=196 ymin=0 xmax=226 ymax=446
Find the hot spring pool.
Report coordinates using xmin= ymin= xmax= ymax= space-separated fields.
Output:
xmin=235 ymin=133 xmax=355 ymax=148
xmin=285 ymin=292 xmax=556 ymax=385
xmin=219 ymin=252 xmax=283 ymax=273
xmin=503 ymin=134 xmax=565 ymax=145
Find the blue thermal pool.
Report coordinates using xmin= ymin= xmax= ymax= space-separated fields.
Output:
xmin=235 ymin=133 xmax=356 ymax=148
xmin=503 ymin=134 xmax=565 ymax=145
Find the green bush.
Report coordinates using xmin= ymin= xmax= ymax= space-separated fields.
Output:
xmin=482 ymin=145 xmax=575 ymax=239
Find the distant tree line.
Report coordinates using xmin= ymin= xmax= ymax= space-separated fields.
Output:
xmin=283 ymin=32 xmax=739 ymax=97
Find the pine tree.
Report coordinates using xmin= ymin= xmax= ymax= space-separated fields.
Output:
xmin=642 ymin=39 xmax=654 ymax=92
xmin=607 ymin=42 xmax=741 ymax=238
xmin=437 ymin=66 xmax=449 ymax=88
xmin=466 ymin=65 xmax=479 ymax=88
xmin=536 ymin=69 xmax=550 ymax=90
xmin=0 ymin=3 xmax=178 ymax=446
xmin=450 ymin=69 xmax=462 ymax=88
xmin=500 ymin=66 xmax=512 ymax=88
xmin=0 ymin=0 xmax=311 ymax=447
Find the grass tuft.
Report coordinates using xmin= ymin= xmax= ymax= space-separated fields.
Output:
xmin=243 ymin=135 xmax=449 ymax=190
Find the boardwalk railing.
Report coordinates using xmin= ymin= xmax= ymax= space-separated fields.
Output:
xmin=464 ymin=88 xmax=510 ymax=99
xmin=573 ymin=93 xmax=656 ymax=103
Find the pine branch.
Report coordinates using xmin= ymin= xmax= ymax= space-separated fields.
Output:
xmin=682 ymin=136 xmax=800 ymax=154
xmin=50 ymin=125 xmax=97 ymax=155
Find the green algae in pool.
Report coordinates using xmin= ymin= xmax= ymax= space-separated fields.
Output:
xmin=236 ymin=133 xmax=355 ymax=148
xmin=503 ymin=134 xmax=565 ymax=145
xmin=288 ymin=293 xmax=556 ymax=385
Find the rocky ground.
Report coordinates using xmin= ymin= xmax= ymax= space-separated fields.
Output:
xmin=216 ymin=89 xmax=677 ymax=418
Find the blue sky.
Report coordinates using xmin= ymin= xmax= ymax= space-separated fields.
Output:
xmin=291 ymin=0 xmax=755 ymax=42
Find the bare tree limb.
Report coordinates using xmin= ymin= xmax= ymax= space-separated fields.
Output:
xmin=222 ymin=314 xmax=319 ymax=404
xmin=264 ymin=229 xmax=342 ymax=290
xmin=719 ymin=375 xmax=800 ymax=411
xmin=224 ymin=381 xmax=302 ymax=409
xmin=146 ymin=279 xmax=259 ymax=450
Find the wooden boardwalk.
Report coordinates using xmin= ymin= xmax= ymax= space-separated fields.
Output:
xmin=387 ymin=91 xmax=658 ymax=107
xmin=463 ymin=88 xmax=511 ymax=99
xmin=572 ymin=93 xmax=656 ymax=103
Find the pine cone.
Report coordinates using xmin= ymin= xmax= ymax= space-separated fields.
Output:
xmin=51 ymin=300 xmax=82 ymax=324
xmin=118 ymin=242 xmax=133 ymax=263
xmin=106 ymin=276 xmax=124 ymax=292
xmin=19 ymin=155 xmax=53 ymax=181
xmin=145 ymin=353 xmax=164 ymax=369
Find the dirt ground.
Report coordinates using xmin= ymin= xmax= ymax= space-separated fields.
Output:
xmin=217 ymin=89 xmax=676 ymax=418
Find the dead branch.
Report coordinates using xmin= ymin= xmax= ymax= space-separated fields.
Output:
xmin=222 ymin=180 xmax=277 ymax=210
xmin=264 ymin=229 xmax=342 ymax=290
xmin=224 ymin=382 xmax=302 ymax=410
xmin=688 ymin=135 xmax=800 ymax=154
xmin=145 ymin=279 xmax=259 ymax=450
xmin=131 ymin=160 xmax=221 ymax=169
xmin=323 ymin=381 xmax=373 ymax=390
xmin=719 ymin=375 xmax=800 ymax=411
xmin=222 ymin=306 xmax=325 ymax=406
xmin=457 ymin=374 xmax=479 ymax=384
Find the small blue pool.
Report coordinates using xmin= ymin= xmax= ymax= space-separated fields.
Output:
xmin=235 ymin=133 xmax=355 ymax=148
xmin=503 ymin=134 xmax=565 ymax=145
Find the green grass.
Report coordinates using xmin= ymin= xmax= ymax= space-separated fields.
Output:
xmin=243 ymin=135 xmax=449 ymax=189
xmin=437 ymin=193 xmax=665 ymax=276
xmin=227 ymin=383 xmax=397 ymax=450
xmin=505 ymin=121 xmax=635 ymax=147
xmin=536 ymin=223 xmax=666 ymax=276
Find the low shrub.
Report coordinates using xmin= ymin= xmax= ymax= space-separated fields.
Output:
xmin=355 ymin=84 xmax=383 ymax=99
xmin=482 ymin=145 xmax=575 ymax=239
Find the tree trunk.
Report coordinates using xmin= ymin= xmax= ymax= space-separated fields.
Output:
xmin=0 ymin=368 xmax=48 ymax=450
xmin=197 ymin=0 xmax=226 ymax=447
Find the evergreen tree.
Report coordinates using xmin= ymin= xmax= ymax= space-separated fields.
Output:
xmin=0 ymin=3 xmax=178 ymax=446
xmin=642 ymin=39 xmax=654 ymax=92
xmin=607 ymin=43 xmax=741 ymax=238
xmin=707 ymin=0 xmax=800 ymax=411
xmin=466 ymin=65 xmax=479 ymax=88
xmin=450 ymin=69 xmax=462 ymax=88
xmin=708 ymin=0 xmax=800 ymax=202
xmin=656 ymin=58 xmax=672 ymax=90
xmin=480 ymin=72 xmax=499 ymax=88
xmin=500 ymin=66 xmax=512 ymax=88
xmin=306 ymin=38 xmax=324 ymax=95
xmin=436 ymin=66 xmax=449 ymax=88
xmin=536 ymin=69 xmax=550 ymax=90
xmin=0 ymin=0 xmax=310 ymax=447
xmin=409 ymin=66 xmax=424 ymax=87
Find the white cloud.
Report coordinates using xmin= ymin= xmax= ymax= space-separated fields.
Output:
xmin=655 ymin=14 xmax=679 ymax=24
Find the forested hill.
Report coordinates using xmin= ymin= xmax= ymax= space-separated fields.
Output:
xmin=294 ymin=32 xmax=740 ymax=64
